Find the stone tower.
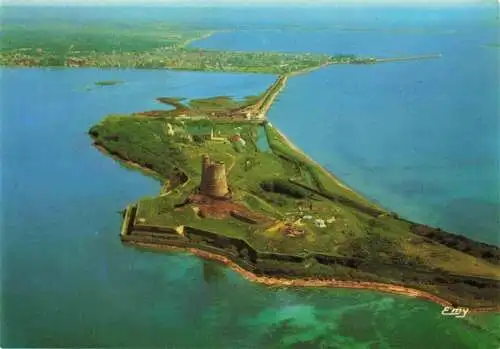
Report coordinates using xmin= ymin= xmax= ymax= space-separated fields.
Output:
xmin=200 ymin=154 xmax=229 ymax=198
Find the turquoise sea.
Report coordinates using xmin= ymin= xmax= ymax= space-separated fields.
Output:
xmin=2 ymin=5 xmax=499 ymax=348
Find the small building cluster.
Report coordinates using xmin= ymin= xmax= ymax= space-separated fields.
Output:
xmin=283 ymin=224 xmax=306 ymax=238
xmin=166 ymin=123 xmax=175 ymax=136
xmin=314 ymin=219 xmax=326 ymax=228
xmin=302 ymin=215 xmax=337 ymax=229
xmin=188 ymin=126 xmax=228 ymax=143
xmin=191 ymin=125 xmax=214 ymax=141
xmin=229 ymin=134 xmax=246 ymax=146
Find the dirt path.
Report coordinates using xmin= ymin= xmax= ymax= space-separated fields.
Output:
xmin=257 ymin=75 xmax=288 ymax=118
xmin=225 ymin=151 xmax=236 ymax=173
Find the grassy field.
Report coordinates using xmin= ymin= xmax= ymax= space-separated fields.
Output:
xmin=0 ymin=22 xmax=204 ymax=53
xmin=0 ymin=21 xmax=375 ymax=73
xmin=157 ymin=94 xmax=263 ymax=114
xmin=189 ymin=96 xmax=257 ymax=111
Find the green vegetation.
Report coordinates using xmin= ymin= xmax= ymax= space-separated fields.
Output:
xmin=260 ymin=179 xmax=310 ymax=199
xmin=189 ymin=96 xmax=254 ymax=111
xmin=82 ymin=44 xmax=499 ymax=308
xmin=264 ymin=122 xmax=377 ymax=209
xmin=156 ymin=97 xmax=187 ymax=109
xmin=89 ymin=116 xmax=192 ymax=185
xmin=146 ymin=76 xmax=287 ymax=121
xmin=0 ymin=21 xmax=376 ymax=74
xmin=91 ymin=98 xmax=500 ymax=308
xmin=156 ymin=94 xmax=263 ymax=115
xmin=90 ymin=108 xmax=499 ymax=273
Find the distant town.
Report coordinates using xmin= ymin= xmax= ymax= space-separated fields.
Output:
xmin=0 ymin=22 xmax=376 ymax=74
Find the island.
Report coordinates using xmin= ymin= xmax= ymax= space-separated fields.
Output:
xmin=88 ymin=74 xmax=500 ymax=312
xmin=94 ymin=80 xmax=124 ymax=87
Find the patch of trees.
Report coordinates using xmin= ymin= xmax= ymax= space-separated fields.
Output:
xmin=288 ymin=179 xmax=383 ymax=217
xmin=88 ymin=127 xmax=99 ymax=138
xmin=255 ymin=191 xmax=289 ymax=207
xmin=88 ymin=117 xmax=192 ymax=180
xmin=336 ymin=234 xmax=428 ymax=270
xmin=410 ymin=224 xmax=500 ymax=265
xmin=260 ymin=179 xmax=309 ymax=199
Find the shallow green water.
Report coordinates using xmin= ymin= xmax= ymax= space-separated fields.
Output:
xmin=256 ymin=125 xmax=271 ymax=152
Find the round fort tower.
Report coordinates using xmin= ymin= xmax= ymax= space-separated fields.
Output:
xmin=200 ymin=154 xmax=210 ymax=193
xmin=199 ymin=155 xmax=229 ymax=198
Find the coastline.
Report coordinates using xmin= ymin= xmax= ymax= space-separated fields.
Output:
xmin=255 ymin=75 xmax=288 ymax=119
xmin=125 ymin=240 xmax=500 ymax=314
xmin=289 ymin=61 xmax=334 ymax=77
xmin=181 ymin=30 xmax=219 ymax=48
xmin=255 ymin=74 xmax=366 ymax=198
xmin=93 ymin=143 xmax=164 ymax=182
xmin=273 ymin=127 xmax=358 ymax=195
xmin=259 ymin=74 xmax=385 ymax=211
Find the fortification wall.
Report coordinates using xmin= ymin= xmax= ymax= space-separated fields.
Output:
xmin=133 ymin=224 xmax=178 ymax=235
xmin=121 ymin=209 xmax=500 ymax=309
xmin=230 ymin=211 xmax=259 ymax=225
xmin=184 ymin=226 xmax=258 ymax=263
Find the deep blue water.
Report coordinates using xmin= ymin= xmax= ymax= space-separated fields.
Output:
xmin=1 ymin=5 xmax=500 ymax=348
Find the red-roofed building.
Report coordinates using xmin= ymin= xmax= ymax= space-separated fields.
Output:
xmin=229 ymin=134 xmax=246 ymax=146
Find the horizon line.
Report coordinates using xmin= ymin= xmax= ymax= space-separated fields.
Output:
xmin=1 ymin=0 xmax=494 ymax=7
xmin=1 ymin=3 xmax=494 ymax=7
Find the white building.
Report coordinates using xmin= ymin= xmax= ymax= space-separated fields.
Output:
xmin=326 ymin=216 xmax=336 ymax=224
xmin=166 ymin=123 xmax=175 ymax=136
xmin=314 ymin=219 xmax=326 ymax=228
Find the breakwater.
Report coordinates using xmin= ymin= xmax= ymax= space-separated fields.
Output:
xmin=239 ymin=75 xmax=288 ymax=119
xmin=376 ymin=53 xmax=442 ymax=63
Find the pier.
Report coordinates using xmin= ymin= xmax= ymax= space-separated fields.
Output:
xmin=375 ymin=53 xmax=442 ymax=63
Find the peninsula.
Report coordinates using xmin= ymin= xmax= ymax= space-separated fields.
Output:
xmin=89 ymin=74 xmax=500 ymax=312
xmin=22 ymin=15 xmax=494 ymax=312
xmin=1 ymin=21 xmax=440 ymax=74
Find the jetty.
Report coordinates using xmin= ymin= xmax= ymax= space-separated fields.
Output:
xmin=376 ymin=53 xmax=442 ymax=63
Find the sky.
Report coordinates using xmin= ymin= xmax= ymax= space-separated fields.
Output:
xmin=1 ymin=0 xmax=494 ymax=6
